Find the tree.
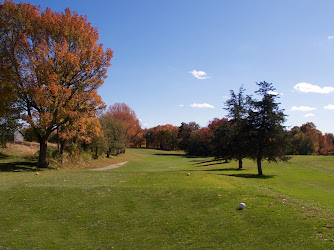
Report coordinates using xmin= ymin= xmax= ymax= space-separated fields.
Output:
xmin=104 ymin=103 xmax=141 ymax=147
xmin=288 ymin=122 xmax=332 ymax=156
xmin=0 ymin=58 xmax=20 ymax=147
xmin=325 ymin=133 xmax=334 ymax=155
xmin=0 ymin=112 xmax=20 ymax=147
xmin=187 ymin=127 xmax=212 ymax=156
xmin=224 ymin=85 xmax=251 ymax=169
xmin=288 ymin=126 xmax=313 ymax=155
xmin=0 ymin=1 xmax=112 ymax=166
xmin=100 ymin=115 xmax=127 ymax=157
xmin=211 ymin=119 xmax=232 ymax=162
xmin=177 ymin=122 xmax=200 ymax=151
xmin=158 ymin=124 xmax=179 ymax=150
xmin=58 ymin=116 xmax=103 ymax=162
xmin=144 ymin=128 xmax=155 ymax=149
xmin=248 ymin=81 xmax=289 ymax=175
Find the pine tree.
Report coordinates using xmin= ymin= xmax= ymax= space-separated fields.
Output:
xmin=248 ymin=81 xmax=290 ymax=175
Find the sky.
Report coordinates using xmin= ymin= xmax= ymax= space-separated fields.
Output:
xmin=12 ymin=0 xmax=334 ymax=133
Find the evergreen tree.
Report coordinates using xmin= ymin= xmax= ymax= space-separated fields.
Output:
xmin=224 ymin=85 xmax=252 ymax=169
xmin=248 ymin=81 xmax=290 ymax=175
xmin=211 ymin=120 xmax=232 ymax=162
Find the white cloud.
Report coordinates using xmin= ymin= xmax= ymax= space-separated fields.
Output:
xmin=304 ymin=113 xmax=315 ymax=117
xmin=293 ymin=82 xmax=334 ymax=94
xmin=178 ymin=104 xmax=184 ymax=107
xmin=190 ymin=103 xmax=215 ymax=109
xmin=324 ymin=104 xmax=334 ymax=110
xmin=190 ymin=70 xmax=210 ymax=80
xmin=268 ymin=90 xmax=278 ymax=95
xmin=328 ymin=35 xmax=334 ymax=40
xmin=291 ymin=106 xmax=316 ymax=112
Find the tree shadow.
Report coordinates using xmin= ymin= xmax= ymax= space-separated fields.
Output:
xmin=204 ymin=168 xmax=245 ymax=171
xmin=197 ymin=162 xmax=231 ymax=167
xmin=193 ymin=159 xmax=216 ymax=165
xmin=0 ymin=161 xmax=40 ymax=172
xmin=0 ymin=152 xmax=9 ymax=159
xmin=225 ymin=173 xmax=275 ymax=179
xmin=154 ymin=153 xmax=199 ymax=158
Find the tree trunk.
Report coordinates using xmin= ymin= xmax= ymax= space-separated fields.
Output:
xmin=257 ymin=157 xmax=262 ymax=175
xmin=238 ymin=158 xmax=243 ymax=169
xmin=256 ymin=140 xmax=264 ymax=175
xmin=38 ymin=138 xmax=48 ymax=167
xmin=56 ymin=128 xmax=59 ymax=153
xmin=60 ymin=139 xmax=65 ymax=164
xmin=95 ymin=146 xmax=98 ymax=159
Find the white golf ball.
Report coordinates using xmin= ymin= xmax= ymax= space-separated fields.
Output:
xmin=238 ymin=202 xmax=246 ymax=209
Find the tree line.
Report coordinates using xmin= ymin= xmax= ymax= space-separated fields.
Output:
xmin=1 ymin=2 xmax=333 ymax=175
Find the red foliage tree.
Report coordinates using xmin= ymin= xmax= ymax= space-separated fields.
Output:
xmin=104 ymin=103 xmax=142 ymax=146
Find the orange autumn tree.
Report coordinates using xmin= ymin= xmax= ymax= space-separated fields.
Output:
xmin=104 ymin=103 xmax=142 ymax=147
xmin=58 ymin=114 xmax=103 ymax=161
xmin=0 ymin=1 xmax=112 ymax=166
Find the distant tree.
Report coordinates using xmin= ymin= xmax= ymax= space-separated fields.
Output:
xmin=248 ymin=81 xmax=289 ymax=175
xmin=288 ymin=126 xmax=312 ymax=155
xmin=208 ymin=118 xmax=228 ymax=132
xmin=224 ymin=85 xmax=252 ymax=169
xmin=132 ymin=130 xmax=145 ymax=148
xmin=0 ymin=2 xmax=112 ymax=166
xmin=144 ymin=128 xmax=155 ymax=149
xmin=325 ymin=133 xmax=334 ymax=155
xmin=0 ymin=112 xmax=20 ymax=147
xmin=211 ymin=119 xmax=232 ymax=162
xmin=178 ymin=122 xmax=200 ymax=151
xmin=289 ymin=122 xmax=332 ymax=156
xmin=187 ymin=127 xmax=212 ymax=156
xmin=158 ymin=124 xmax=179 ymax=150
xmin=100 ymin=115 xmax=126 ymax=157
xmin=144 ymin=124 xmax=178 ymax=150
xmin=58 ymin=117 xmax=102 ymax=162
xmin=105 ymin=103 xmax=141 ymax=146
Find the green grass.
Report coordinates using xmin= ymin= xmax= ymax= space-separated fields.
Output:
xmin=0 ymin=147 xmax=333 ymax=249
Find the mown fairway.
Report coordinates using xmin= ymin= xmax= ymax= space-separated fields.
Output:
xmin=0 ymin=148 xmax=333 ymax=249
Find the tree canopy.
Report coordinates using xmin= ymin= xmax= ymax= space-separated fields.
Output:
xmin=0 ymin=1 xmax=112 ymax=165
xmin=247 ymin=81 xmax=290 ymax=175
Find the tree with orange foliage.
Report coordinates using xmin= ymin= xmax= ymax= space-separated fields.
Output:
xmin=104 ymin=103 xmax=141 ymax=146
xmin=58 ymin=116 xmax=103 ymax=162
xmin=0 ymin=1 xmax=112 ymax=166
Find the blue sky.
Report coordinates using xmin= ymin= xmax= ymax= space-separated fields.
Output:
xmin=13 ymin=0 xmax=334 ymax=133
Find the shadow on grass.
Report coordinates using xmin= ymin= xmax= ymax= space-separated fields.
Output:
xmin=225 ymin=173 xmax=275 ymax=179
xmin=204 ymin=168 xmax=244 ymax=171
xmin=0 ymin=161 xmax=40 ymax=172
xmin=154 ymin=153 xmax=199 ymax=158
xmin=193 ymin=159 xmax=215 ymax=165
xmin=0 ymin=152 xmax=9 ymax=159
xmin=198 ymin=162 xmax=231 ymax=167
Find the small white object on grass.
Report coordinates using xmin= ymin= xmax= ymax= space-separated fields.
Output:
xmin=187 ymin=173 xmax=191 ymax=176
xmin=238 ymin=202 xmax=246 ymax=210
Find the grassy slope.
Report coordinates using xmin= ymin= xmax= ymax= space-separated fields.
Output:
xmin=0 ymin=148 xmax=333 ymax=249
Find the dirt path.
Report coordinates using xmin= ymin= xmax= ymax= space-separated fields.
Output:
xmin=91 ymin=161 xmax=128 ymax=171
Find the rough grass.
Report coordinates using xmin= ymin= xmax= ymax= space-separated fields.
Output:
xmin=0 ymin=142 xmax=39 ymax=158
xmin=0 ymin=147 xmax=333 ymax=249
xmin=0 ymin=142 xmax=126 ymax=171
